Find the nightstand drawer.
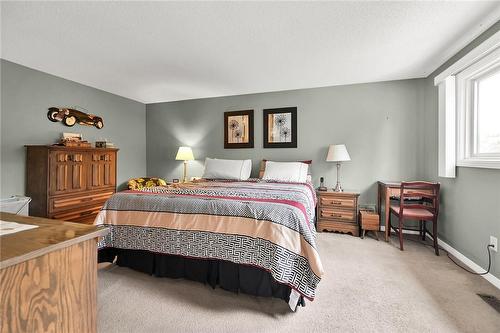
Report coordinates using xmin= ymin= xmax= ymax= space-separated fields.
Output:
xmin=320 ymin=196 xmax=355 ymax=209
xmin=320 ymin=208 xmax=355 ymax=222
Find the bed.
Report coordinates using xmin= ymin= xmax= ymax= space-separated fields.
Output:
xmin=95 ymin=179 xmax=323 ymax=310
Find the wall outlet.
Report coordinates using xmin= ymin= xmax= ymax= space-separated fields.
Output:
xmin=490 ymin=236 xmax=498 ymax=252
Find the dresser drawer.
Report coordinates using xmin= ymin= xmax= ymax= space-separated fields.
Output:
xmin=320 ymin=196 xmax=355 ymax=209
xmin=49 ymin=191 xmax=114 ymax=213
xmin=320 ymin=208 xmax=355 ymax=222
xmin=51 ymin=204 xmax=103 ymax=223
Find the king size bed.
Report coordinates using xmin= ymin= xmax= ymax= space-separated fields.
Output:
xmin=95 ymin=177 xmax=323 ymax=310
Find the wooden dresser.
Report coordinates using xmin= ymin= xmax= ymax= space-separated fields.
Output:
xmin=0 ymin=212 xmax=108 ymax=333
xmin=316 ymin=190 xmax=360 ymax=236
xmin=26 ymin=145 xmax=118 ymax=224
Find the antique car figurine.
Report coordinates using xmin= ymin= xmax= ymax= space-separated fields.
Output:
xmin=47 ymin=107 xmax=104 ymax=129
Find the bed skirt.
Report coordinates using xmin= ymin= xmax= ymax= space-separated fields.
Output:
xmin=98 ymin=248 xmax=305 ymax=307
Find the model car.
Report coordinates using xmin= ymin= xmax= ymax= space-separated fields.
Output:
xmin=47 ymin=107 xmax=104 ymax=129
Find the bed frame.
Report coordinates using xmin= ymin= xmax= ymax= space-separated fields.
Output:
xmin=98 ymin=248 xmax=305 ymax=307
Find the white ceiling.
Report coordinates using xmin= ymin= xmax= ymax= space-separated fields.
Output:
xmin=2 ymin=1 xmax=500 ymax=104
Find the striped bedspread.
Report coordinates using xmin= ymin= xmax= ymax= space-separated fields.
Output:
xmin=95 ymin=180 xmax=324 ymax=301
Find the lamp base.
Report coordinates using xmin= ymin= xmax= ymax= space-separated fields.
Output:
xmin=334 ymin=162 xmax=344 ymax=192
xmin=182 ymin=161 xmax=188 ymax=183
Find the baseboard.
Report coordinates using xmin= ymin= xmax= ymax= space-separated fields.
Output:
xmin=437 ymin=239 xmax=500 ymax=290
xmin=379 ymin=226 xmax=500 ymax=290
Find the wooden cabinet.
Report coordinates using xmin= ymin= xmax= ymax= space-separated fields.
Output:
xmin=26 ymin=145 xmax=118 ymax=224
xmin=316 ymin=190 xmax=360 ymax=236
xmin=49 ymin=151 xmax=86 ymax=195
xmin=0 ymin=212 xmax=108 ymax=333
xmin=88 ymin=152 xmax=116 ymax=189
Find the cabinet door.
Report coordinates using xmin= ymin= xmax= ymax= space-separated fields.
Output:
xmin=88 ymin=152 xmax=116 ymax=189
xmin=49 ymin=151 xmax=86 ymax=195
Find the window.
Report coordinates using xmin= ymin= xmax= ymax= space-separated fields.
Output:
xmin=435 ymin=31 xmax=500 ymax=176
xmin=456 ymin=47 xmax=500 ymax=169
xmin=475 ymin=70 xmax=500 ymax=154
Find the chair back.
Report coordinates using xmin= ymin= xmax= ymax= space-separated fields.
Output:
xmin=398 ymin=181 xmax=440 ymax=218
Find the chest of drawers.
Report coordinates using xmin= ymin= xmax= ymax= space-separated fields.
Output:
xmin=26 ymin=145 xmax=118 ymax=224
xmin=316 ymin=190 xmax=360 ymax=236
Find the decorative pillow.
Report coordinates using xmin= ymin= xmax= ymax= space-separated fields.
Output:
xmin=262 ymin=161 xmax=308 ymax=183
xmin=128 ymin=177 xmax=167 ymax=190
xmin=202 ymin=158 xmax=252 ymax=180
xmin=259 ymin=159 xmax=312 ymax=178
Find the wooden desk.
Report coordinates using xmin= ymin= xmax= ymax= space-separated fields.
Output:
xmin=377 ymin=181 xmax=402 ymax=242
xmin=377 ymin=181 xmax=434 ymax=242
xmin=0 ymin=212 xmax=108 ymax=333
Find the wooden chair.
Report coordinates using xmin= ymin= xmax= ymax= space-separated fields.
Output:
xmin=389 ymin=181 xmax=440 ymax=255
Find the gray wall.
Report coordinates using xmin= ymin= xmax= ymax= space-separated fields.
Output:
xmin=421 ymin=21 xmax=500 ymax=278
xmin=147 ymin=79 xmax=424 ymax=205
xmin=0 ymin=60 xmax=147 ymax=197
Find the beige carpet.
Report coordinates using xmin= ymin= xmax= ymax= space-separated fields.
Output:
xmin=97 ymin=233 xmax=500 ymax=332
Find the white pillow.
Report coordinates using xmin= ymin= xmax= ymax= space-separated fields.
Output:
xmin=202 ymin=158 xmax=252 ymax=180
xmin=262 ymin=161 xmax=308 ymax=183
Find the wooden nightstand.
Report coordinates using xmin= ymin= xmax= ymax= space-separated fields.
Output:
xmin=316 ymin=190 xmax=360 ymax=236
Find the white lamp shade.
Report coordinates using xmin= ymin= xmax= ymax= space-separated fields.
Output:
xmin=175 ymin=147 xmax=194 ymax=161
xmin=326 ymin=144 xmax=351 ymax=162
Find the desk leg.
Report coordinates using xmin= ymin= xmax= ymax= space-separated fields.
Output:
xmin=385 ymin=189 xmax=390 ymax=242
xmin=377 ymin=184 xmax=382 ymax=229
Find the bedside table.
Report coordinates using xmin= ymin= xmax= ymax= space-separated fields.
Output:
xmin=316 ymin=190 xmax=360 ymax=236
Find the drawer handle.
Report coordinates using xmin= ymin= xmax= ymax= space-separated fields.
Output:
xmin=331 ymin=201 xmax=342 ymax=205
xmin=330 ymin=213 xmax=342 ymax=218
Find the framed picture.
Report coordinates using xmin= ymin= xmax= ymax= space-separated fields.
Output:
xmin=263 ymin=107 xmax=297 ymax=148
xmin=224 ymin=110 xmax=254 ymax=149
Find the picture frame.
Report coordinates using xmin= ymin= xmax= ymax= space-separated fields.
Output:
xmin=263 ymin=107 xmax=297 ymax=148
xmin=224 ymin=110 xmax=254 ymax=149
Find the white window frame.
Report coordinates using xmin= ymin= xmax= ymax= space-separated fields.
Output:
xmin=456 ymin=48 xmax=500 ymax=169
xmin=435 ymin=30 xmax=500 ymax=177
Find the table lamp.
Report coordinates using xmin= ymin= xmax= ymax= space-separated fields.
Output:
xmin=175 ymin=146 xmax=194 ymax=183
xmin=326 ymin=144 xmax=351 ymax=192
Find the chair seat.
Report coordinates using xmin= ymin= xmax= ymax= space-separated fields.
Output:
xmin=390 ymin=205 xmax=434 ymax=220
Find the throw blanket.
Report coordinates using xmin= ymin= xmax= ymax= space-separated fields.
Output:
xmin=95 ymin=180 xmax=324 ymax=301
